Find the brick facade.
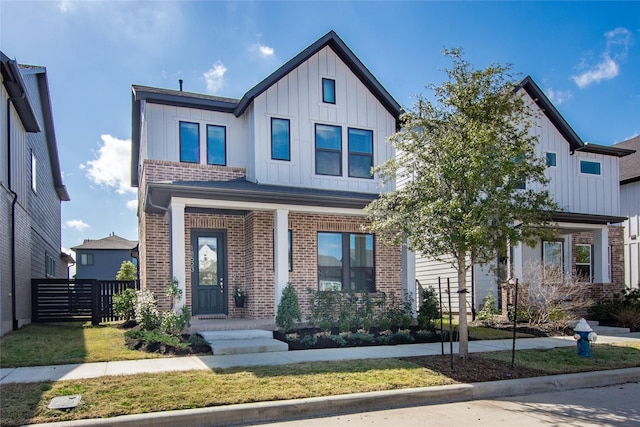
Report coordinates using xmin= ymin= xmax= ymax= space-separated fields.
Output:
xmin=138 ymin=160 xmax=404 ymax=320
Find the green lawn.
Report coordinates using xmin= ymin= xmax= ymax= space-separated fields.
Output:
xmin=0 ymin=323 xmax=162 ymax=368
xmin=2 ymin=343 xmax=639 ymax=426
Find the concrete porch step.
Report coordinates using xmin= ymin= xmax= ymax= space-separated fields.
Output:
xmin=199 ymin=329 xmax=289 ymax=355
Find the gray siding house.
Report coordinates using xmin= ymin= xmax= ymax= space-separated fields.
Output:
xmin=72 ymin=234 xmax=138 ymax=280
xmin=1 ymin=51 xmax=71 ymax=335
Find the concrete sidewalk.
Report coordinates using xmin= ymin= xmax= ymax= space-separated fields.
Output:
xmin=2 ymin=333 xmax=639 ymax=384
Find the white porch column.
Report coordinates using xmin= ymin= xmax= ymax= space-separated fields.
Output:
xmin=593 ymin=226 xmax=610 ymax=283
xmin=402 ymin=244 xmax=416 ymax=316
xmin=273 ymin=209 xmax=289 ymax=315
xmin=170 ymin=200 xmax=186 ymax=310
xmin=511 ymin=242 xmax=523 ymax=281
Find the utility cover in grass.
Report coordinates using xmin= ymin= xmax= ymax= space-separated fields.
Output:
xmin=48 ymin=395 xmax=81 ymax=410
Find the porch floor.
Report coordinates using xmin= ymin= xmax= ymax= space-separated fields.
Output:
xmin=188 ymin=318 xmax=277 ymax=333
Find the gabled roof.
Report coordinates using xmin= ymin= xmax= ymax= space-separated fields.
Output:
xmin=1 ymin=51 xmax=70 ymax=201
xmin=71 ymin=234 xmax=138 ymax=251
xmin=516 ymin=76 xmax=633 ymax=159
xmin=234 ymin=30 xmax=401 ymax=118
xmin=131 ymin=31 xmax=401 ymax=187
xmin=613 ymin=135 xmax=640 ymax=184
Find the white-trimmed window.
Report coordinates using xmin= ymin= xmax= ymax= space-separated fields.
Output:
xmin=45 ymin=252 xmax=56 ymax=278
xmin=31 ymin=150 xmax=37 ymax=192
xmin=580 ymin=160 xmax=601 ymax=175
xmin=545 ymin=152 xmax=557 ymax=167
xmin=575 ymin=244 xmax=592 ymax=282
xmin=543 ymin=240 xmax=563 ymax=280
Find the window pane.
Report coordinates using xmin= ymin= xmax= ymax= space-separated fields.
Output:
xmin=207 ymin=125 xmax=226 ymax=165
xmin=318 ymin=233 xmax=342 ymax=266
xmin=543 ymin=241 xmax=562 ymax=269
xmin=322 ymin=78 xmax=335 ymax=104
xmin=316 ymin=151 xmax=341 ymax=176
xmin=575 ymin=245 xmax=591 ymax=264
xmin=271 ymin=118 xmax=290 ymax=160
xmin=348 ymin=128 xmax=372 ymax=154
xmin=580 ymin=161 xmax=601 ymax=175
xmin=180 ymin=122 xmax=199 ymax=163
xmin=315 ymin=124 xmax=341 ymax=150
xmin=576 ymin=265 xmax=591 ymax=280
xmin=349 ymin=153 xmax=373 ymax=178
xmin=350 ymin=268 xmax=374 ymax=292
xmin=350 ymin=234 xmax=373 ymax=267
xmin=546 ymin=152 xmax=557 ymax=167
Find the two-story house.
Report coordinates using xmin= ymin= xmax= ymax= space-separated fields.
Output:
xmin=131 ymin=31 xmax=408 ymax=319
xmin=613 ymin=135 xmax=640 ymax=289
xmin=71 ymin=233 xmax=138 ymax=280
xmin=1 ymin=51 xmax=70 ymax=335
xmin=415 ymin=76 xmax=634 ymax=313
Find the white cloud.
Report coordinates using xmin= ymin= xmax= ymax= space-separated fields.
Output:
xmin=126 ymin=199 xmax=138 ymax=212
xmin=545 ymin=87 xmax=573 ymax=105
xmin=65 ymin=219 xmax=90 ymax=232
xmin=82 ymin=134 xmax=134 ymax=195
xmin=204 ymin=61 xmax=227 ymax=95
xmin=572 ymin=27 xmax=631 ymax=88
xmin=251 ymin=43 xmax=275 ymax=58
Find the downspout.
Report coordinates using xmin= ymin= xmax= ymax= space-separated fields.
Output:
xmin=7 ymin=92 xmax=25 ymax=330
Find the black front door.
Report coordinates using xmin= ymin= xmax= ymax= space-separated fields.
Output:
xmin=192 ymin=231 xmax=227 ymax=315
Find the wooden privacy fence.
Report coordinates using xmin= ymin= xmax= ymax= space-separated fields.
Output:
xmin=32 ymin=279 xmax=140 ymax=325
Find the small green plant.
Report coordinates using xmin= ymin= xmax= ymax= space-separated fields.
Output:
xmin=299 ymin=334 xmax=318 ymax=347
xmin=417 ymin=286 xmax=440 ymax=330
xmin=124 ymin=329 xmax=188 ymax=350
xmin=166 ymin=277 xmax=183 ymax=311
xmin=329 ymin=334 xmax=347 ymax=347
xmin=134 ymin=290 xmax=160 ymax=331
xmin=276 ymin=283 xmax=302 ymax=333
xmin=319 ymin=319 xmax=332 ymax=332
xmin=113 ymin=288 xmax=136 ymax=321
xmin=161 ymin=306 xmax=191 ymax=336
xmin=116 ymin=260 xmax=137 ymax=280
xmin=477 ymin=292 xmax=500 ymax=325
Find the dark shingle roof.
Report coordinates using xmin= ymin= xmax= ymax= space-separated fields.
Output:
xmin=613 ymin=135 xmax=640 ymax=183
xmin=71 ymin=234 xmax=138 ymax=251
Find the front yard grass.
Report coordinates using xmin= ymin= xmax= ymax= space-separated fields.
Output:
xmin=2 ymin=342 xmax=639 ymax=426
xmin=0 ymin=323 xmax=162 ymax=368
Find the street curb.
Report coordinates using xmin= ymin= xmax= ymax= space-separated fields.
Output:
xmin=28 ymin=367 xmax=640 ymax=426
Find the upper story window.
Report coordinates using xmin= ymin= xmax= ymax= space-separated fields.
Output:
xmin=318 ymin=232 xmax=374 ymax=292
xmin=207 ymin=125 xmax=226 ymax=166
xmin=545 ymin=152 xmax=557 ymax=167
xmin=315 ymin=124 xmax=342 ymax=176
xmin=179 ymin=121 xmax=199 ymax=163
xmin=271 ymin=118 xmax=291 ymax=161
xmin=80 ymin=253 xmax=93 ymax=266
xmin=580 ymin=160 xmax=601 ymax=175
xmin=31 ymin=150 xmax=37 ymax=193
xmin=348 ymin=128 xmax=374 ymax=179
xmin=322 ymin=78 xmax=335 ymax=104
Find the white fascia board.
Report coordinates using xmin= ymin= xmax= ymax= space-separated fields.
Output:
xmin=551 ymin=222 xmax=608 ymax=231
xmin=172 ymin=197 xmax=367 ymax=216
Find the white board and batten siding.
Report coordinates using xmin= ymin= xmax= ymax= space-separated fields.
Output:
xmin=572 ymin=151 xmax=620 ymax=217
xmin=621 ymin=181 xmax=640 ymax=288
xmin=251 ymin=46 xmax=395 ymax=193
xmin=142 ymin=102 xmax=251 ymax=171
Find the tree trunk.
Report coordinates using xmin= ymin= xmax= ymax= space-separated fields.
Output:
xmin=457 ymin=253 xmax=469 ymax=359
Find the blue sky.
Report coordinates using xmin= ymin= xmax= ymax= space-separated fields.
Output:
xmin=2 ymin=1 xmax=639 ymax=256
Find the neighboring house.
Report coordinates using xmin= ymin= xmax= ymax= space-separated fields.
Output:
xmin=1 ymin=51 xmax=71 ymax=335
xmin=613 ymin=135 xmax=640 ymax=289
xmin=415 ymin=76 xmax=634 ymax=313
xmin=131 ymin=31 xmax=408 ymax=319
xmin=71 ymin=233 xmax=138 ymax=280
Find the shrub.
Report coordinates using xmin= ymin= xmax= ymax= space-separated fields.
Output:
xmin=134 ymin=290 xmax=160 ymax=331
xmin=161 ymin=305 xmax=191 ymax=336
xmin=477 ymin=292 xmax=500 ymax=324
xmin=417 ymin=286 xmax=440 ymax=330
xmin=329 ymin=334 xmax=347 ymax=347
xmin=276 ymin=283 xmax=302 ymax=332
xmin=113 ymin=288 xmax=136 ymax=321
xmin=166 ymin=277 xmax=183 ymax=311
xmin=614 ymin=308 xmax=640 ymax=330
xmin=589 ymin=289 xmax=640 ymax=324
xmin=125 ymin=329 xmax=187 ymax=350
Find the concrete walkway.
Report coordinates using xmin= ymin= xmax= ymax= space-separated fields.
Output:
xmin=2 ymin=332 xmax=639 ymax=384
